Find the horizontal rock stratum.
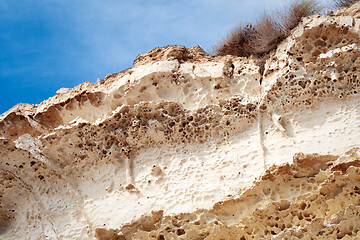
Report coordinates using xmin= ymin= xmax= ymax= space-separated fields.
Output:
xmin=1 ymin=3 xmax=360 ymax=240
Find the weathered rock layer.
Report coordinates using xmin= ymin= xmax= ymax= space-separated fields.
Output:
xmin=0 ymin=3 xmax=360 ymax=239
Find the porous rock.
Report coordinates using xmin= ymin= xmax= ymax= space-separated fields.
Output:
xmin=0 ymin=3 xmax=360 ymax=239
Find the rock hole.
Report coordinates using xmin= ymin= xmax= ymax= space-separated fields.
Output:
xmin=176 ymin=229 xmax=185 ymax=235
xmin=0 ymin=210 xmax=14 ymax=235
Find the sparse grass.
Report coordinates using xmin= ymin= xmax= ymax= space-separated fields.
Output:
xmin=213 ymin=0 xmax=322 ymax=59
xmin=334 ymin=0 xmax=358 ymax=8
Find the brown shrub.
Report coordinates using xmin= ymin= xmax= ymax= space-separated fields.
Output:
xmin=213 ymin=0 xmax=322 ymax=59
xmin=212 ymin=24 xmax=257 ymax=57
xmin=334 ymin=0 xmax=358 ymax=8
xmin=252 ymin=14 xmax=284 ymax=58
xmin=280 ymin=0 xmax=321 ymax=35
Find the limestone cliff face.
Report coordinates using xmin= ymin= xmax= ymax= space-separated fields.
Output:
xmin=0 ymin=3 xmax=359 ymax=240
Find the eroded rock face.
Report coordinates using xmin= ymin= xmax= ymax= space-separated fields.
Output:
xmin=0 ymin=3 xmax=359 ymax=239
xmin=96 ymin=149 xmax=360 ymax=240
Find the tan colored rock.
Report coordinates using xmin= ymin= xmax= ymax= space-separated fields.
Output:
xmin=0 ymin=2 xmax=359 ymax=239
xmin=97 ymin=149 xmax=360 ymax=239
xmin=133 ymin=45 xmax=211 ymax=67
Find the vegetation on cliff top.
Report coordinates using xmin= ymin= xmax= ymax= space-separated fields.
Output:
xmin=213 ymin=0 xmax=320 ymax=58
xmin=213 ymin=0 xmax=358 ymax=60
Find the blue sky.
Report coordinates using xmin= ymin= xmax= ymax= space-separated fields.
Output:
xmin=0 ymin=0 xmax=330 ymax=114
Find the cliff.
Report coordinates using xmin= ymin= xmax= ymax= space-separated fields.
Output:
xmin=0 ymin=3 xmax=360 ymax=239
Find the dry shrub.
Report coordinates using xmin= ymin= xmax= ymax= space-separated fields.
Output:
xmin=334 ymin=0 xmax=358 ymax=8
xmin=281 ymin=0 xmax=321 ymax=35
xmin=213 ymin=0 xmax=322 ymax=59
xmin=252 ymin=14 xmax=284 ymax=58
xmin=213 ymin=24 xmax=257 ymax=57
